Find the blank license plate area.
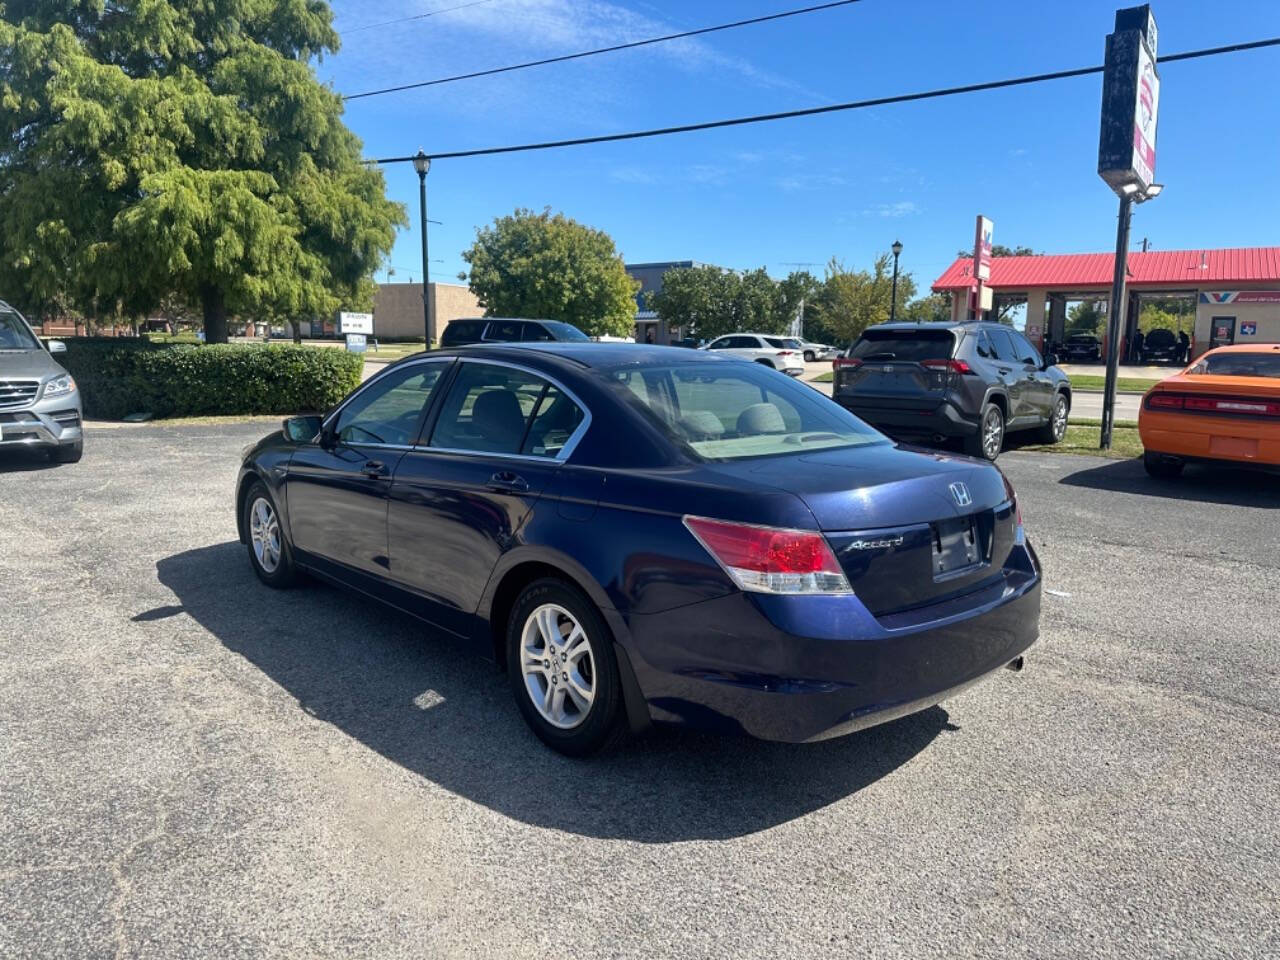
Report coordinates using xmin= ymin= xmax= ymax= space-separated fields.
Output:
xmin=932 ymin=516 xmax=981 ymax=578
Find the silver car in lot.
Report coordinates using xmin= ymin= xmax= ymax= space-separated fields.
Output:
xmin=0 ymin=301 xmax=83 ymax=463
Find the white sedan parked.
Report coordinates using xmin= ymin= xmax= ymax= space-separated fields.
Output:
xmin=702 ymin=333 xmax=806 ymax=376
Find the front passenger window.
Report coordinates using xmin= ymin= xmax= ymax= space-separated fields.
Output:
xmin=332 ymin=363 xmax=446 ymax=446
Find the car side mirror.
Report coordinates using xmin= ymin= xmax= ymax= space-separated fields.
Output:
xmin=47 ymin=339 xmax=67 ymax=354
xmin=1041 ymin=353 xmax=1056 ymax=370
xmin=283 ymin=415 xmax=324 ymax=444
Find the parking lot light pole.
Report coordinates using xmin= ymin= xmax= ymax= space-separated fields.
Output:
xmin=413 ymin=150 xmax=431 ymax=344
xmin=890 ymin=240 xmax=903 ymax=322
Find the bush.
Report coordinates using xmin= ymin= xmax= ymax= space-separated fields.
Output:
xmin=60 ymin=339 xmax=364 ymax=419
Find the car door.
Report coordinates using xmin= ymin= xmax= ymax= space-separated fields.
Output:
xmin=985 ymin=328 xmax=1029 ymax=421
xmin=386 ymin=359 xmax=589 ymax=636
xmin=286 ymin=359 xmax=453 ymax=582
xmin=1010 ymin=330 xmax=1054 ymax=422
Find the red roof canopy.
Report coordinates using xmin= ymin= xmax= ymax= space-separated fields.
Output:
xmin=933 ymin=247 xmax=1280 ymax=293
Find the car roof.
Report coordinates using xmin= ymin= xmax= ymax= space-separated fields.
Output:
xmin=391 ymin=341 xmax=732 ymax=371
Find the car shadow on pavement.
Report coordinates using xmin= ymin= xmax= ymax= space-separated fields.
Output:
xmin=154 ymin=542 xmax=948 ymax=843
xmin=0 ymin=447 xmax=60 ymax=472
xmin=1059 ymin=457 xmax=1279 ymax=508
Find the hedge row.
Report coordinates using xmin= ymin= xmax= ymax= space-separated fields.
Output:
xmin=59 ymin=339 xmax=364 ymax=420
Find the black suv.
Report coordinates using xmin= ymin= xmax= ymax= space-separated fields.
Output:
xmin=440 ymin=318 xmax=590 ymax=347
xmin=832 ymin=322 xmax=1071 ymax=460
xmin=1139 ymin=328 xmax=1180 ymax=364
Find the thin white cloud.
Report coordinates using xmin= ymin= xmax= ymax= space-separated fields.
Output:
xmin=777 ymin=172 xmax=847 ymax=192
xmin=863 ymin=201 xmax=920 ymax=218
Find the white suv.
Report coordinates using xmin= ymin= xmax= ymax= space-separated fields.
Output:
xmin=702 ymin=333 xmax=805 ymax=376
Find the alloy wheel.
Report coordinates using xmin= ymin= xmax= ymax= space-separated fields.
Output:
xmin=983 ymin=408 xmax=1004 ymax=459
xmin=1052 ymin=397 xmax=1068 ymax=441
xmin=249 ymin=497 xmax=281 ymax=574
xmin=519 ymin=603 xmax=595 ymax=730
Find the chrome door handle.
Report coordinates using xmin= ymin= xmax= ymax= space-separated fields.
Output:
xmin=362 ymin=460 xmax=389 ymax=479
xmin=488 ymin=471 xmax=529 ymax=493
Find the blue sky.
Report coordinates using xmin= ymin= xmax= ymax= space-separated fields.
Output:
xmin=320 ymin=0 xmax=1280 ymax=296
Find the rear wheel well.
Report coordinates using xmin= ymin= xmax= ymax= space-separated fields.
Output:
xmin=754 ymin=357 xmax=774 ymax=366
xmin=987 ymin=393 xmax=1008 ymax=419
xmin=488 ymin=562 xmax=589 ymax=668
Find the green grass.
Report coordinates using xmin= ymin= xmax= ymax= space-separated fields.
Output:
xmin=1068 ymin=374 xmax=1160 ymax=393
xmin=1014 ymin=419 xmax=1143 ymax=460
xmin=812 ymin=371 xmax=834 ymax=383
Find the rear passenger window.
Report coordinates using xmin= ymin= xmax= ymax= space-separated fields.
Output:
xmin=522 ymin=323 xmax=554 ymax=342
xmin=429 ymin=362 xmax=584 ymax=457
xmin=483 ymin=321 xmax=523 ymax=342
xmin=976 ymin=331 xmax=995 ymax=359
xmin=442 ymin=320 xmax=482 ymax=344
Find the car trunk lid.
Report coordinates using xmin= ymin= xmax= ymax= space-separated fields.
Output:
xmin=703 ymin=443 xmax=1019 ymax=616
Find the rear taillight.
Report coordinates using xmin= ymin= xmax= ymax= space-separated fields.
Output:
xmin=777 ymin=350 xmax=796 ymax=357
xmin=1146 ymin=392 xmax=1280 ymax=416
xmin=921 ymin=359 xmax=974 ymax=375
xmin=1001 ymin=474 xmax=1023 ymax=530
xmin=682 ymin=516 xmax=852 ymax=595
xmin=832 ymin=357 xmax=861 ymax=370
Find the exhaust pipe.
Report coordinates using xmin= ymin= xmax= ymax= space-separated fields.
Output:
xmin=1005 ymin=656 xmax=1025 ymax=672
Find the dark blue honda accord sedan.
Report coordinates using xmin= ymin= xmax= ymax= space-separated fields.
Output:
xmin=236 ymin=343 xmax=1040 ymax=755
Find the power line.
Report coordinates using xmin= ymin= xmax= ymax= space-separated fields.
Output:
xmin=366 ymin=36 xmax=1280 ymax=163
xmin=343 ymin=0 xmax=501 ymax=36
xmin=343 ymin=0 xmax=864 ymax=101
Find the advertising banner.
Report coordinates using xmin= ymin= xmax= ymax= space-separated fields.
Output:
xmin=339 ymin=311 xmax=373 ymax=335
xmin=974 ymin=216 xmax=994 ymax=282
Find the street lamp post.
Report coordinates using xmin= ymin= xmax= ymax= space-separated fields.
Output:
xmin=890 ymin=240 xmax=903 ymax=322
xmin=412 ymin=150 xmax=431 ymax=345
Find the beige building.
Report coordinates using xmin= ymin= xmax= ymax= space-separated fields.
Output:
xmin=372 ymin=282 xmax=482 ymax=343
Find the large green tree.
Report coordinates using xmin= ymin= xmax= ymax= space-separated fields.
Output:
xmin=809 ymin=255 xmax=917 ymax=346
xmin=461 ymin=208 xmax=639 ymax=337
xmin=0 ymin=0 xmax=403 ymax=341
xmin=646 ymin=265 xmax=813 ymax=340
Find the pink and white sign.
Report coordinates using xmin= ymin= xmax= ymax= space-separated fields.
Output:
xmin=974 ymin=215 xmax=994 ymax=282
xmin=1132 ymin=43 xmax=1159 ymax=187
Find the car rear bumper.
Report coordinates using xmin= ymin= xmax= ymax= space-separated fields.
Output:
xmin=621 ymin=541 xmax=1041 ymax=742
xmin=834 ymin=397 xmax=979 ymax=438
xmin=1140 ymin=410 xmax=1280 ymax=467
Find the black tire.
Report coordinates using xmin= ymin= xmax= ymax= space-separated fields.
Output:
xmin=964 ymin=402 xmax=1005 ymax=461
xmin=1036 ymin=393 xmax=1070 ymax=444
xmin=242 ymin=482 xmax=299 ymax=587
xmin=803 ymin=350 xmax=816 ymax=363
xmin=52 ymin=440 xmax=83 ymax=464
xmin=1143 ymin=451 xmax=1184 ymax=478
xmin=506 ymin=577 xmax=625 ymax=757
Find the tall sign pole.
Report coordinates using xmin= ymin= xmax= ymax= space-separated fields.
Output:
xmin=1097 ymin=5 xmax=1161 ymax=449
xmin=973 ymin=215 xmax=993 ymax=321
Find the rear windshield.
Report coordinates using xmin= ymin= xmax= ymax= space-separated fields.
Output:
xmin=849 ymin=329 xmax=955 ymax=362
xmin=1145 ymin=329 xmax=1177 ymax=346
xmin=762 ymin=336 xmax=788 ymax=349
xmin=542 ymin=321 xmax=590 ymax=342
xmin=609 ymin=360 xmax=885 ymax=461
xmin=0 ymin=309 xmax=39 ymax=350
xmin=1192 ymin=352 xmax=1280 ymax=378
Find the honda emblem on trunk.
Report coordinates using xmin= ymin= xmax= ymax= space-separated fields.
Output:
xmin=949 ymin=482 xmax=972 ymax=507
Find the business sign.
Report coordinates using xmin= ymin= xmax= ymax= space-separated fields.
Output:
xmin=1240 ymin=321 xmax=1258 ymax=336
xmin=1200 ymin=291 xmax=1280 ymax=305
xmin=339 ymin=311 xmax=373 ymax=335
xmin=974 ymin=215 xmax=994 ymax=282
xmin=344 ymin=332 xmax=368 ymax=354
xmin=1098 ymin=5 xmax=1160 ymax=196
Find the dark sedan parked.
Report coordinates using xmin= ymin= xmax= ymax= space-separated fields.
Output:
xmin=236 ymin=344 xmax=1041 ymax=755
xmin=1061 ymin=333 xmax=1102 ymax=362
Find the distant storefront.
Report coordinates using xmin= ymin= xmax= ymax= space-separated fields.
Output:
xmin=932 ymin=247 xmax=1280 ymax=359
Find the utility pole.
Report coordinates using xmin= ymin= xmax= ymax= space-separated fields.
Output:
xmin=413 ymin=150 xmax=432 ymax=344
xmin=1101 ymin=196 xmax=1133 ymax=449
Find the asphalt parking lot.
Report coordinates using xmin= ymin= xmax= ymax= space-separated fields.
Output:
xmin=2 ymin=424 xmax=1277 ymax=959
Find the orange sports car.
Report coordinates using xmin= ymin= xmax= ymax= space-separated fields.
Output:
xmin=1139 ymin=343 xmax=1280 ymax=477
